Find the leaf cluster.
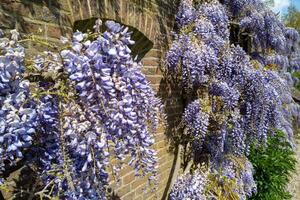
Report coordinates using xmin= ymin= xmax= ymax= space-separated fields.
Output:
xmin=284 ymin=5 xmax=300 ymax=33
xmin=292 ymin=71 xmax=300 ymax=91
xmin=249 ymin=130 xmax=296 ymax=200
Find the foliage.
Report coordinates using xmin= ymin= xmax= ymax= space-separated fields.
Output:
xmin=285 ymin=5 xmax=300 ymax=33
xmin=167 ymin=0 xmax=299 ymax=199
xmin=249 ymin=130 xmax=296 ymax=200
xmin=0 ymin=20 xmax=163 ymax=199
xmin=292 ymin=71 xmax=300 ymax=90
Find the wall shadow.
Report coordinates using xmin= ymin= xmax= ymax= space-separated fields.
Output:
xmin=11 ymin=166 xmax=40 ymax=200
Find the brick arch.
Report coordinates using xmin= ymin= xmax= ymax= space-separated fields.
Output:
xmin=0 ymin=0 xmax=178 ymax=59
xmin=68 ymin=0 xmax=158 ymax=42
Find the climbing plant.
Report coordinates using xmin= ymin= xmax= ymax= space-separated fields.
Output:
xmin=166 ymin=0 xmax=300 ymax=199
xmin=0 ymin=1 xmax=299 ymax=199
xmin=0 ymin=20 xmax=164 ymax=199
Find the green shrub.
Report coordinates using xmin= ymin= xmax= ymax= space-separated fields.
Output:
xmin=249 ymin=130 xmax=297 ymax=200
xmin=292 ymin=71 xmax=300 ymax=91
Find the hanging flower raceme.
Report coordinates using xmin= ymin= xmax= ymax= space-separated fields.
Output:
xmin=165 ymin=34 xmax=190 ymax=72
xmin=170 ymin=158 xmax=257 ymax=200
xmin=62 ymin=101 xmax=109 ymax=199
xmin=170 ymin=170 xmax=208 ymax=200
xmin=176 ymin=0 xmax=197 ymax=28
xmin=33 ymin=80 xmax=109 ymax=199
xmin=223 ymin=0 xmax=265 ymax=18
xmin=182 ymin=100 xmax=210 ymax=152
xmin=209 ymin=81 xmax=240 ymax=110
xmin=213 ymin=157 xmax=257 ymax=199
xmin=0 ymin=19 xmax=163 ymax=198
xmin=61 ymin=20 xmax=162 ymax=181
xmin=225 ymin=0 xmax=300 ymax=66
xmin=0 ymin=30 xmax=38 ymax=184
xmin=182 ymin=39 xmax=218 ymax=88
xmin=290 ymin=51 xmax=300 ymax=72
xmin=197 ymin=1 xmax=230 ymax=40
xmin=19 ymin=20 xmax=163 ymax=199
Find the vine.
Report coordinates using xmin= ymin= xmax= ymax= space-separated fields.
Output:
xmin=166 ymin=0 xmax=300 ymax=199
xmin=0 ymin=20 xmax=164 ymax=199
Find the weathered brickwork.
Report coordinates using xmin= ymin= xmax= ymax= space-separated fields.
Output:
xmin=0 ymin=0 xmax=181 ymax=199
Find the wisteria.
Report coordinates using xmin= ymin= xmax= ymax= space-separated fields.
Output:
xmin=209 ymin=81 xmax=240 ymax=110
xmin=182 ymin=100 xmax=209 ymax=151
xmin=168 ymin=0 xmax=300 ymax=199
xmin=170 ymin=158 xmax=257 ymax=200
xmin=182 ymin=39 xmax=218 ymax=88
xmin=0 ymin=0 xmax=299 ymax=199
xmin=197 ymin=1 xmax=230 ymax=40
xmin=61 ymin=20 xmax=162 ymax=177
xmin=0 ymin=30 xmax=37 ymax=184
xmin=0 ymin=20 xmax=163 ymax=199
xmin=176 ymin=0 xmax=196 ymax=28
xmin=215 ymin=158 xmax=257 ymax=199
xmin=170 ymin=170 xmax=208 ymax=200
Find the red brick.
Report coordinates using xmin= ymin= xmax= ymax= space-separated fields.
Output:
xmin=122 ymin=191 xmax=135 ymax=200
xmin=142 ymin=58 xmax=160 ymax=66
xmin=123 ymin=172 xmax=135 ymax=185
xmin=146 ymin=75 xmax=162 ymax=85
xmin=131 ymin=176 xmax=148 ymax=188
xmin=135 ymin=184 xmax=147 ymax=197
xmin=120 ymin=165 xmax=133 ymax=176
xmin=117 ymin=184 xmax=131 ymax=197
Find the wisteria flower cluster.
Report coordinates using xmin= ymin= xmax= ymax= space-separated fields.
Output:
xmin=0 ymin=30 xmax=37 ymax=184
xmin=170 ymin=170 xmax=208 ymax=200
xmin=171 ymin=158 xmax=257 ymax=200
xmin=182 ymin=100 xmax=210 ymax=151
xmin=168 ymin=0 xmax=300 ymax=199
xmin=224 ymin=0 xmax=300 ymax=72
xmin=0 ymin=20 xmax=163 ymax=199
xmin=214 ymin=158 xmax=257 ymax=199
xmin=61 ymin=20 xmax=162 ymax=177
xmin=176 ymin=0 xmax=196 ymax=28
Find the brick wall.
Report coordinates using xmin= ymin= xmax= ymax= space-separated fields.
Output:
xmin=0 ymin=0 xmax=182 ymax=199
